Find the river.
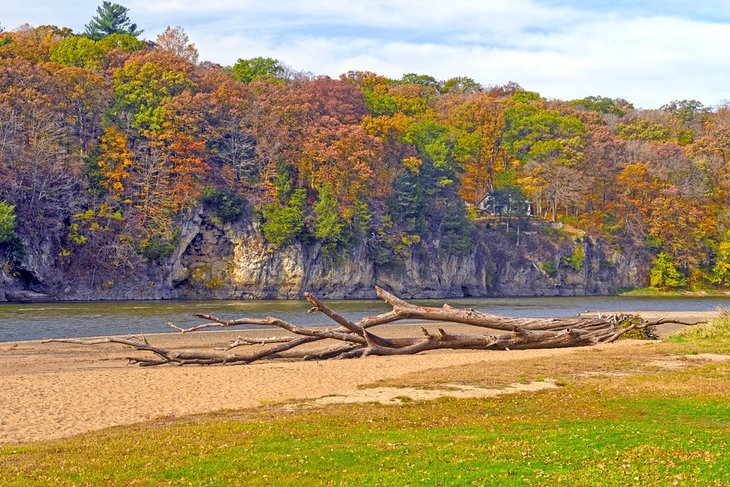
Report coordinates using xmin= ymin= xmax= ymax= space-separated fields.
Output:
xmin=1 ymin=295 xmax=729 ymax=342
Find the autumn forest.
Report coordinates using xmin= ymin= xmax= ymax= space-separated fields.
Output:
xmin=1 ymin=4 xmax=730 ymax=296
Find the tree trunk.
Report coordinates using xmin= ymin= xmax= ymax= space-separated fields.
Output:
xmin=47 ymin=288 xmax=672 ymax=366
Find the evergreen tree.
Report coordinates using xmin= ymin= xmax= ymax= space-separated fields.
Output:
xmin=313 ymin=184 xmax=347 ymax=252
xmin=85 ymin=2 xmax=143 ymax=41
xmin=261 ymin=189 xmax=307 ymax=247
xmin=0 ymin=200 xmax=15 ymax=243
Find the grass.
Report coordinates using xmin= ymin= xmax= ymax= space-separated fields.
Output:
xmin=2 ymin=320 xmax=730 ymax=486
xmin=667 ymin=312 xmax=730 ymax=353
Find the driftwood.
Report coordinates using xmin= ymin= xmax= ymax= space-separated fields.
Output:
xmin=48 ymin=287 xmax=677 ymax=366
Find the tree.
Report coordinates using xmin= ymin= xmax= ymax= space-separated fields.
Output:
xmin=649 ymin=252 xmax=687 ymax=289
xmin=53 ymin=288 xmax=663 ymax=366
xmin=438 ymin=198 xmax=475 ymax=256
xmin=615 ymin=118 xmax=670 ymax=141
xmin=487 ymin=184 xmax=528 ymax=232
xmin=446 ymin=94 xmax=508 ymax=205
xmin=711 ymin=237 xmax=730 ymax=287
xmin=569 ymin=96 xmax=633 ymax=116
xmin=400 ymin=73 xmax=439 ymax=88
xmin=97 ymin=32 xmax=145 ymax=52
xmin=441 ymin=76 xmax=481 ymax=94
xmin=112 ymin=52 xmax=194 ymax=132
xmin=155 ymin=26 xmax=198 ymax=64
xmin=50 ymin=36 xmax=105 ymax=68
xmin=0 ymin=23 xmax=12 ymax=48
xmin=261 ymin=189 xmax=307 ymax=246
xmin=97 ymin=126 xmax=134 ymax=201
xmin=85 ymin=2 xmax=143 ymax=41
xmin=231 ymin=57 xmax=284 ymax=83
xmin=313 ymin=184 xmax=347 ymax=253
xmin=661 ymin=99 xmax=706 ymax=123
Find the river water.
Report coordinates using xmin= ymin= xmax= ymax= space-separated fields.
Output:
xmin=1 ymin=295 xmax=729 ymax=342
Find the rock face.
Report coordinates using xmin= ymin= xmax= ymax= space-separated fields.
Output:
xmin=0 ymin=208 xmax=648 ymax=302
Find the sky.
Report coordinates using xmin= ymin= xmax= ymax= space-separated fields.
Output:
xmin=3 ymin=0 xmax=730 ymax=108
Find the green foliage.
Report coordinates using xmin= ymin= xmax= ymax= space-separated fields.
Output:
xmin=272 ymin=161 xmax=294 ymax=202
xmin=142 ymin=230 xmax=180 ymax=263
xmin=441 ymin=76 xmax=481 ymax=94
xmin=231 ymin=57 xmax=284 ymax=83
xmin=313 ymin=184 xmax=347 ymax=251
xmin=487 ymin=185 xmax=528 ymax=218
xmin=676 ymin=129 xmax=694 ymax=146
xmin=645 ymin=234 xmax=663 ymax=253
xmin=50 ymin=36 xmax=105 ymax=68
xmin=438 ymin=199 xmax=475 ymax=256
xmin=649 ymin=252 xmax=687 ymax=289
xmin=404 ymin=118 xmax=452 ymax=170
xmin=711 ymin=239 xmax=730 ymax=287
xmin=0 ymin=200 xmax=16 ymax=243
xmin=261 ymin=189 xmax=307 ymax=247
xmin=661 ymin=99 xmax=706 ymax=123
xmin=541 ymin=260 xmax=558 ymax=277
xmin=200 ymin=187 xmax=245 ymax=223
xmin=400 ymin=73 xmax=439 ymax=88
xmin=351 ymin=197 xmax=372 ymax=236
xmin=389 ymin=164 xmax=436 ymax=237
xmin=85 ymin=1 xmax=143 ymax=41
xmin=363 ymin=88 xmax=399 ymax=117
xmin=510 ymin=89 xmax=541 ymax=103
xmin=503 ymin=102 xmax=586 ymax=164
xmin=112 ymin=60 xmax=193 ymax=132
xmin=97 ymin=32 xmax=145 ymax=52
xmin=66 ymin=223 xmax=88 ymax=245
xmin=616 ymin=314 xmax=657 ymax=340
xmin=568 ymin=95 xmax=633 ymax=116
xmin=615 ymin=118 xmax=670 ymax=141
xmin=563 ymin=242 xmax=585 ymax=271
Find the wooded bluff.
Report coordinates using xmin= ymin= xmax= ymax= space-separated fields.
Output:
xmin=0 ymin=22 xmax=728 ymax=301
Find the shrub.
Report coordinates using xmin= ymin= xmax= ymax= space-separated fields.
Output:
xmin=541 ymin=260 xmax=557 ymax=277
xmin=200 ymin=187 xmax=245 ymax=223
xmin=563 ymin=243 xmax=585 ymax=271
xmin=142 ymin=230 xmax=180 ymax=262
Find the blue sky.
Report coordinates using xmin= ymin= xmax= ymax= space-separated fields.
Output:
xmin=3 ymin=0 xmax=730 ymax=108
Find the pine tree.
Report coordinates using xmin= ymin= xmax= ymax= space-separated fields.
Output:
xmin=85 ymin=2 xmax=143 ymax=41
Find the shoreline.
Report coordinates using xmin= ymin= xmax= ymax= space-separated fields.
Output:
xmin=0 ymin=311 xmax=719 ymax=444
xmin=620 ymin=288 xmax=730 ymax=297
xmin=4 ymin=290 xmax=730 ymax=304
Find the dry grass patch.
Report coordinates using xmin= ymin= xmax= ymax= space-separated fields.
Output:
xmin=371 ymin=340 xmax=678 ymax=390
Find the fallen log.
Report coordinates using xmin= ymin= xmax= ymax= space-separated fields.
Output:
xmin=46 ymin=287 xmax=672 ymax=366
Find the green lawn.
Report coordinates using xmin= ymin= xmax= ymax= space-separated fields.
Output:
xmin=2 ymin=319 xmax=729 ymax=486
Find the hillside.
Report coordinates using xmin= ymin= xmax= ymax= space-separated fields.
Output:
xmin=0 ymin=19 xmax=728 ymax=300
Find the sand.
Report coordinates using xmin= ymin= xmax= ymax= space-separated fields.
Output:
xmin=0 ymin=311 xmax=718 ymax=444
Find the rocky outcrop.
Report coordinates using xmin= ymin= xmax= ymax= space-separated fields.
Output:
xmin=161 ymin=209 xmax=647 ymax=300
xmin=0 ymin=208 xmax=649 ymax=302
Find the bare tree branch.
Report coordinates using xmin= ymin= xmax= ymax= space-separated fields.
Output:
xmin=47 ymin=289 xmax=660 ymax=366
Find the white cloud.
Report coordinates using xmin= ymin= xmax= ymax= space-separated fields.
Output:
xmin=3 ymin=0 xmax=730 ymax=107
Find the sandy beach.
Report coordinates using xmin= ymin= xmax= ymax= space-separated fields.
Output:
xmin=0 ymin=311 xmax=717 ymax=444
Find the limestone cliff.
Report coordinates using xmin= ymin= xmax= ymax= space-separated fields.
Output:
xmin=0 ymin=208 xmax=648 ymax=302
